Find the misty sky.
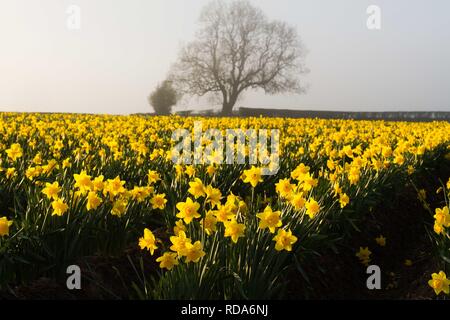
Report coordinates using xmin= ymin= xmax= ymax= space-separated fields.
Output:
xmin=0 ymin=0 xmax=449 ymax=114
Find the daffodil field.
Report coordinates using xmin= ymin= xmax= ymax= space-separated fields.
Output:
xmin=0 ymin=112 xmax=449 ymax=299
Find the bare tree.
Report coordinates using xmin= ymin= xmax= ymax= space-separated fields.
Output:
xmin=169 ymin=0 xmax=308 ymax=115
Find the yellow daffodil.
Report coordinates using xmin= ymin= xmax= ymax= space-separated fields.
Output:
xmin=290 ymin=193 xmax=306 ymax=210
xmin=202 ymin=211 xmax=217 ymax=235
xmin=188 ymin=178 xmax=206 ymax=199
xmin=428 ymin=271 xmax=450 ymax=295
xmin=170 ymin=231 xmax=191 ymax=256
xmin=256 ymin=206 xmax=282 ymax=233
xmin=184 ymin=241 xmax=206 ymax=263
xmin=151 ymin=193 xmax=167 ymax=210
xmin=156 ymin=252 xmax=179 ymax=270
xmin=242 ymin=166 xmax=263 ymax=187
xmin=291 ymin=163 xmax=310 ymax=181
xmin=206 ymin=165 xmax=216 ymax=176
xmin=339 ymin=193 xmax=349 ymax=208
xmin=42 ymin=181 xmax=61 ymax=200
xmin=223 ymin=219 xmax=246 ymax=243
xmin=173 ymin=220 xmax=187 ymax=236
xmin=104 ymin=176 xmax=126 ymax=198
xmin=375 ymin=235 xmax=386 ymax=247
xmin=86 ymin=191 xmax=102 ymax=211
xmin=205 ymin=185 xmax=222 ymax=208
xmin=213 ymin=204 xmax=235 ymax=223
xmin=275 ymin=178 xmax=295 ymax=199
xmin=434 ymin=207 xmax=450 ymax=228
xmin=176 ymin=197 xmax=201 ymax=224
xmin=5 ymin=168 xmax=16 ymax=179
xmin=356 ymin=247 xmax=372 ymax=266
xmin=148 ymin=170 xmax=161 ymax=184
xmin=305 ymin=198 xmax=320 ymax=219
xmin=0 ymin=217 xmax=13 ymax=237
xmin=273 ymin=229 xmax=298 ymax=251
xmin=51 ymin=198 xmax=69 ymax=216
xmin=185 ymin=165 xmax=196 ymax=178
xmin=138 ymin=228 xmax=158 ymax=255
xmin=74 ymin=171 xmax=93 ymax=194
xmin=111 ymin=198 xmax=128 ymax=217
xmin=6 ymin=143 xmax=23 ymax=161
xmin=92 ymin=175 xmax=105 ymax=192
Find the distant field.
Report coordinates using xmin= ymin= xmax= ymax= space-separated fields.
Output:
xmin=238 ymin=108 xmax=450 ymax=121
xmin=136 ymin=108 xmax=450 ymax=121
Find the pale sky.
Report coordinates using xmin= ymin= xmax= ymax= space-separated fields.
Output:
xmin=0 ymin=0 xmax=449 ymax=114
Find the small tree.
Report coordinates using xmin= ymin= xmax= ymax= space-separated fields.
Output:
xmin=148 ymin=81 xmax=178 ymax=115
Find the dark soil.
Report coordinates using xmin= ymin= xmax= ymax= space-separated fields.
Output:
xmin=1 ymin=248 xmax=158 ymax=300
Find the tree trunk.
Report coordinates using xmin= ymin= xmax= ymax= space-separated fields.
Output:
xmin=221 ymin=97 xmax=237 ymax=116
xmin=220 ymin=103 xmax=233 ymax=116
